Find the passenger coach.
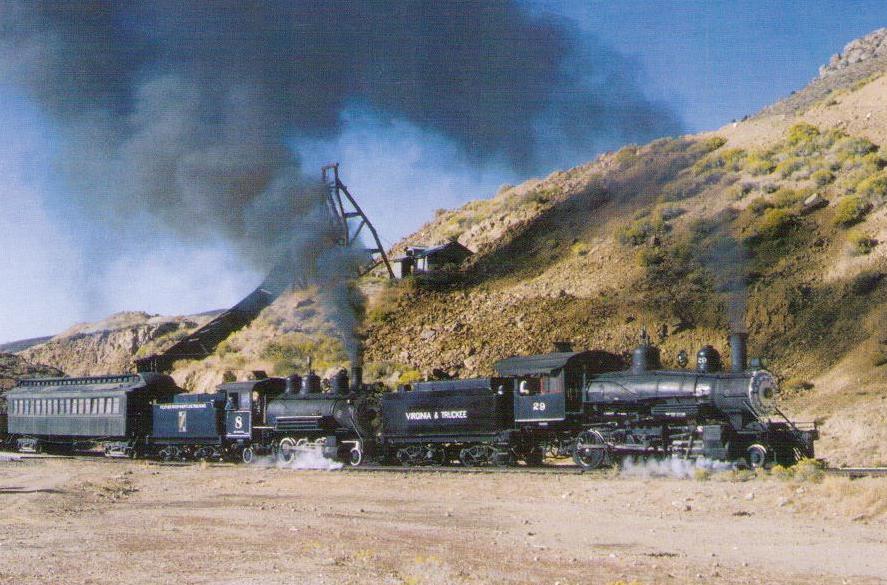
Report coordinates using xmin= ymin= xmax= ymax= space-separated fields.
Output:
xmin=6 ymin=373 xmax=179 ymax=456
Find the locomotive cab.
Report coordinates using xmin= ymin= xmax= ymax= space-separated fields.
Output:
xmin=217 ymin=377 xmax=287 ymax=456
xmin=496 ymin=349 xmax=624 ymax=427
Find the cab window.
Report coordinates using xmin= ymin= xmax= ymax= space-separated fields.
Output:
xmin=518 ymin=378 xmax=541 ymax=395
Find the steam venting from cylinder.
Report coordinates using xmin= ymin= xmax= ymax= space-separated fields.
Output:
xmin=729 ymin=331 xmax=748 ymax=373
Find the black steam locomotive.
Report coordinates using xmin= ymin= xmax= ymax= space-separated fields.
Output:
xmin=372 ymin=333 xmax=816 ymax=469
xmin=0 ymin=332 xmax=817 ymax=470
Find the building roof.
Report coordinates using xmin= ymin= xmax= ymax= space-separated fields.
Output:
xmin=394 ymin=241 xmax=473 ymax=262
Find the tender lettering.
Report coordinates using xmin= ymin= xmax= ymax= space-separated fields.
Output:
xmin=405 ymin=410 xmax=468 ymax=421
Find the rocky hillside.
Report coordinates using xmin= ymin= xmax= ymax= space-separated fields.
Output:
xmin=8 ymin=29 xmax=887 ymax=466
xmin=0 ymin=353 xmax=63 ymax=392
xmin=19 ymin=311 xmax=219 ymax=377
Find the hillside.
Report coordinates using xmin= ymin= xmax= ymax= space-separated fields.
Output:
xmin=0 ymin=353 xmax=63 ymax=398
xmin=19 ymin=311 xmax=219 ymax=377
xmin=9 ymin=29 xmax=887 ymax=465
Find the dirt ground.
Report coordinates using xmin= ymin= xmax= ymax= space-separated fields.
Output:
xmin=0 ymin=457 xmax=885 ymax=585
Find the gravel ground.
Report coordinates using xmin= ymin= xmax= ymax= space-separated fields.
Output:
xmin=0 ymin=458 xmax=885 ymax=585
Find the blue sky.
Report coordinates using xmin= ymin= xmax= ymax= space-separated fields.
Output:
xmin=0 ymin=3 xmax=885 ymax=343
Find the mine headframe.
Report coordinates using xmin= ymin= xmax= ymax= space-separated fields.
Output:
xmin=322 ymin=163 xmax=394 ymax=279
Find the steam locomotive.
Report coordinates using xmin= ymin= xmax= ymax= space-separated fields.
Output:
xmin=0 ymin=332 xmax=817 ymax=470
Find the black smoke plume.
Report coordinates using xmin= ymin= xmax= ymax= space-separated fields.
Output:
xmin=0 ymin=2 xmax=682 ymax=258
xmin=0 ymin=1 xmax=683 ymax=352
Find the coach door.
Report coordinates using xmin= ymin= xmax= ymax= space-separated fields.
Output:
xmin=514 ymin=371 xmax=567 ymax=423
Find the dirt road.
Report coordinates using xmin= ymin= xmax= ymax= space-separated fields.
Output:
xmin=0 ymin=458 xmax=884 ymax=585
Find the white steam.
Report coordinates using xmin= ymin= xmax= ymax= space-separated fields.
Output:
xmin=619 ymin=455 xmax=733 ymax=479
xmin=250 ymin=448 xmax=343 ymax=471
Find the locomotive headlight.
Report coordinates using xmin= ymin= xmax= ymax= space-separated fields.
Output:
xmin=748 ymin=371 xmax=777 ymax=416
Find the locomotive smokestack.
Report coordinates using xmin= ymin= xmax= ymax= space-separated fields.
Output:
xmin=729 ymin=331 xmax=749 ymax=373
xmin=351 ymin=344 xmax=364 ymax=392
xmin=350 ymin=365 xmax=363 ymax=392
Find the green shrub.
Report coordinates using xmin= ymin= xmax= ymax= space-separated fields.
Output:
xmin=748 ymin=197 xmax=773 ymax=215
xmin=745 ymin=153 xmax=776 ymax=175
xmin=784 ymin=377 xmax=814 ymax=391
xmin=855 ymin=171 xmax=887 ymax=201
xmin=851 ymin=271 xmax=883 ymax=295
xmin=774 ymin=156 xmax=806 ymax=178
xmin=848 ymin=230 xmax=878 ymax=255
xmin=659 ymin=206 xmax=686 ymax=220
xmin=635 ymin=247 xmax=666 ymax=268
xmin=811 ymin=169 xmax=835 ymax=186
xmin=833 ymin=196 xmax=871 ymax=227
xmin=397 ymin=369 xmax=423 ymax=385
xmin=614 ymin=145 xmax=639 ymax=166
xmin=570 ymin=241 xmax=590 ymax=256
xmin=873 ymin=352 xmax=887 ymax=367
xmin=755 ymin=208 xmax=799 ymax=238
xmin=261 ymin=333 xmax=348 ymax=376
xmin=617 ymin=216 xmax=668 ymax=246
xmin=697 ymin=135 xmax=727 ymax=152
xmin=771 ymin=188 xmax=805 ymax=208
xmin=693 ymin=147 xmax=746 ymax=175
xmin=792 ymin=458 xmax=825 ymax=483
xmin=786 ymin=123 xmax=820 ymax=145
xmin=833 ymin=136 xmax=877 ymax=160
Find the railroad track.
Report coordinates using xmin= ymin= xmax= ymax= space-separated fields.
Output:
xmin=823 ymin=467 xmax=887 ymax=478
xmin=342 ymin=464 xmax=592 ymax=475
xmin=4 ymin=453 xmax=887 ymax=477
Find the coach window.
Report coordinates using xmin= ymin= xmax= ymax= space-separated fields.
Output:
xmin=113 ymin=397 xmax=120 ymax=414
xmin=49 ymin=400 xmax=54 ymax=415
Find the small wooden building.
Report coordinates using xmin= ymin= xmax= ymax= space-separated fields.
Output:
xmin=392 ymin=242 xmax=473 ymax=279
